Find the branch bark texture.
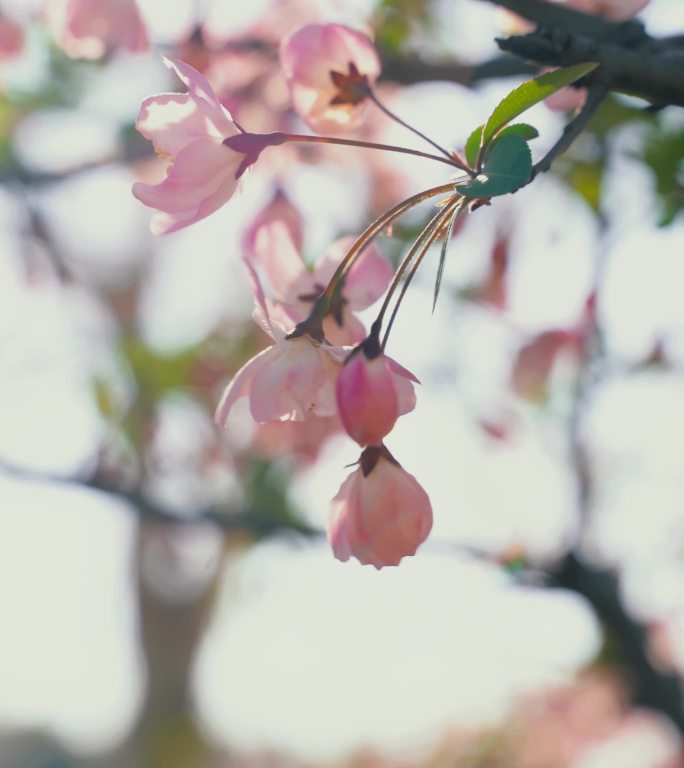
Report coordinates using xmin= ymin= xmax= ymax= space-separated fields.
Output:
xmin=483 ymin=0 xmax=684 ymax=107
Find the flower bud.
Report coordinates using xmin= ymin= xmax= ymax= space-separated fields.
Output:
xmin=335 ymin=337 xmax=399 ymax=446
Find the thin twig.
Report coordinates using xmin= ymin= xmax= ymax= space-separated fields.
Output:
xmin=532 ymin=84 xmax=608 ymax=178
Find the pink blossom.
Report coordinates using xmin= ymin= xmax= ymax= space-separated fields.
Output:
xmin=214 ymin=261 xmax=344 ymax=427
xmin=558 ymin=0 xmax=649 ymax=20
xmin=247 ymin=222 xmax=392 ymax=345
xmin=544 ymin=84 xmax=587 ymax=112
xmin=336 ymin=338 xmax=417 ymax=446
xmin=511 ymin=329 xmax=579 ymax=401
xmin=243 ymin=189 xmax=304 ymax=256
xmin=0 ymin=13 xmax=24 ymax=60
xmin=279 ymin=23 xmax=381 ymax=133
xmin=252 ymin=415 xmax=340 ymax=462
xmin=47 ymin=0 xmax=149 ymax=60
xmin=133 ymin=59 xmax=284 ymax=235
xmin=329 ymin=445 xmax=433 ymax=568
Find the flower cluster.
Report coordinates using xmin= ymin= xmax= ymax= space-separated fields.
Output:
xmin=126 ymin=0 xmax=657 ymax=566
xmin=130 ymin=22 xmax=439 ymax=567
xmin=130 ymin=12 xmax=637 ymax=567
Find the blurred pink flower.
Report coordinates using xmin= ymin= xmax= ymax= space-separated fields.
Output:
xmin=336 ymin=340 xmax=418 ymax=446
xmin=243 ymin=189 xmax=305 ymax=256
xmin=329 ymin=445 xmax=432 ymax=568
xmin=511 ymin=329 xmax=580 ymax=401
xmin=544 ymin=85 xmax=587 ymax=113
xmin=0 ymin=13 xmax=24 ymax=60
xmin=279 ymin=23 xmax=381 ymax=133
xmin=133 ymin=58 xmax=283 ymax=235
xmin=247 ymin=222 xmax=393 ymax=345
xmin=558 ymin=0 xmax=649 ymax=20
xmin=214 ymin=260 xmax=344 ymax=426
xmin=48 ymin=0 xmax=149 ymax=59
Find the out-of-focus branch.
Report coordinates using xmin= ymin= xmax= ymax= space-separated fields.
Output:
xmin=0 ymin=459 xmax=319 ymax=538
xmin=479 ymin=0 xmax=684 ymax=107
xmin=379 ymin=52 xmax=536 ymax=86
xmin=553 ymin=553 xmax=684 ymax=733
xmin=480 ymin=0 xmax=648 ymax=43
xmin=532 ymin=83 xmax=608 ymax=177
xmin=540 ymin=163 xmax=684 ymax=733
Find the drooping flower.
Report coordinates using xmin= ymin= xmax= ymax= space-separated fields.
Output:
xmin=279 ymin=23 xmax=381 ymax=133
xmin=214 ymin=261 xmax=344 ymax=427
xmin=336 ymin=334 xmax=417 ymax=446
xmin=329 ymin=444 xmax=433 ymax=568
xmin=247 ymin=221 xmax=392 ymax=345
xmin=47 ymin=0 xmax=149 ymax=60
xmin=133 ymin=58 xmax=284 ymax=235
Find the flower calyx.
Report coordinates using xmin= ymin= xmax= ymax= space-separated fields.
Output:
xmin=358 ymin=443 xmax=399 ymax=477
xmin=329 ymin=61 xmax=371 ymax=107
xmin=223 ymin=131 xmax=288 ymax=179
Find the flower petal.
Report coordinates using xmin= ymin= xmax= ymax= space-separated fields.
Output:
xmin=136 ymin=92 xmax=235 ymax=156
xmin=214 ymin=346 xmax=273 ymax=428
xmin=132 ymin=138 xmax=241 ymax=234
xmin=250 ymin=222 xmax=312 ymax=304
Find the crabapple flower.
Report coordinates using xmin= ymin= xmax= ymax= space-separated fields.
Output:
xmin=215 ymin=334 xmax=343 ymax=424
xmin=47 ymin=0 xmax=149 ymax=60
xmin=214 ymin=262 xmax=345 ymax=426
xmin=248 ymin=221 xmax=392 ymax=345
xmin=133 ymin=58 xmax=285 ymax=235
xmin=279 ymin=23 xmax=381 ymax=133
xmin=336 ymin=335 xmax=417 ymax=446
xmin=329 ymin=444 xmax=433 ymax=568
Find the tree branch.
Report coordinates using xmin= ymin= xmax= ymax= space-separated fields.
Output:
xmin=553 ymin=553 xmax=684 ymax=733
xmin=532 ymin=83 xmax=608 ymax=177
xmin=380 ymin=52 xmax=537 ymax=86
xmin=481 ymin=0 xmax=648 ymax=44
xmin=0 ymin=459 xmax=319 ymax=538
xmin=479 ymin=0 xmax=684 ymax=108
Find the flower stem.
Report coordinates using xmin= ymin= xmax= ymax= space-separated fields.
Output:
xmin=287 ymin=183 xmax=456 ymax=340
xmin=377 ymin=196 xmax=463 ymax=350
xmin=366 ymin=90 xmax=471 ymax=173
xmin=281 ymin=132 xmax=469 ymax=171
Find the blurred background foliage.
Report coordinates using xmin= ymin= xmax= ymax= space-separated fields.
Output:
xmin=2 ymin=1 xmax=684 ymax=767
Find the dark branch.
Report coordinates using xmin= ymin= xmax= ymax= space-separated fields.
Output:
xmin=480 ymin=0 xmax=648 ymax=44
xmin=553 ymin=553 xmax=684 ymax=733
xmin=380 ymin=52 xmax=537 ymax=86
xmin=497 ymin=30 xmax=684 ymax=108
xmin=479 ymin=0 xmax=684 ymax=108
xmin=0 ymin=459 xmax=319 ymax=538
xmin=532 ymin=83 xmax=608 ymax=177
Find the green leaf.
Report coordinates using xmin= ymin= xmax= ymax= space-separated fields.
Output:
xmin=456 ymin=133 xmax=532 ymax=199
xmin=465 ymin=123 xmax=539 ymax=171
xmin=464 ymin=124 xmax=483 ymax=168
xmin=482 ymin=63 xmax=597 ymax=146
xmin=494 ymin=123 xmax=539 ymax=143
